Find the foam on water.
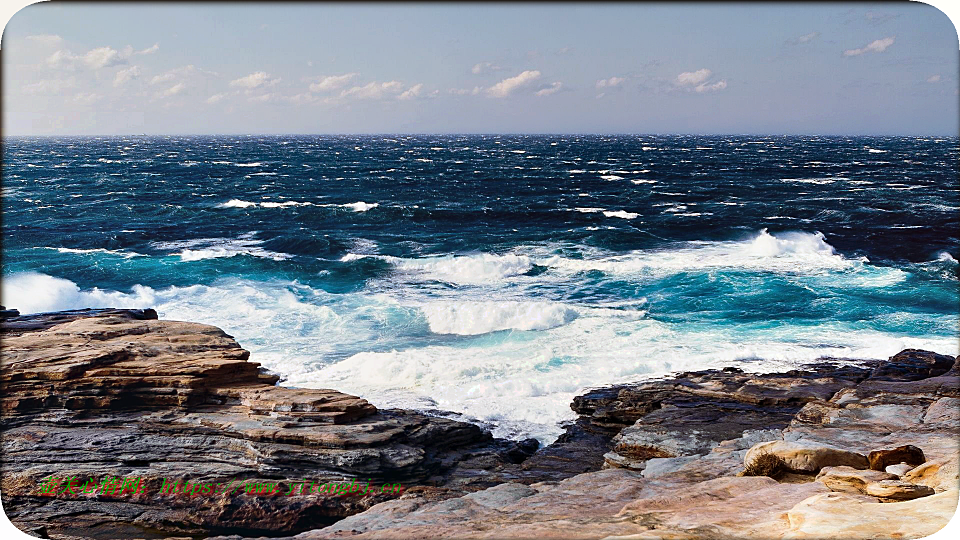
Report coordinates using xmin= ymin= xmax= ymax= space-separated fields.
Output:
xmin=422 ymin=300 xmax=578 ymax=335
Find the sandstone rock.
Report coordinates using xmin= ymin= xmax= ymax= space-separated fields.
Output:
xmin=815 ymin=466 xmax=896 ymax=493
xmin=640 ymin=456 xmax=700 ymax=479
xmin=868 ymin=444 xmax=925 ymax=471
xmin=902 ymin=460 xmax=960 ymax=492
xmin=923 ymin=397 xmax=960 ymax=427
xmin=785 ymin=489 xmax=959 ymax=539
xmin=885 ymin=463 xmax=914 ymax=476
xmin=863 ymin=479 xmax=936 ymax=500
xmin=745 ymin=440 xmax=869 ymax=473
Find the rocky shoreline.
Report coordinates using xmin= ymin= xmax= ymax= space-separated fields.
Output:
xmin=2 ymin=308 xmax=957 ymax=539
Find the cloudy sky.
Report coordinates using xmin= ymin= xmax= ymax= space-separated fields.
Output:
xmin=2 ymin=3 xmax=958 ymax=135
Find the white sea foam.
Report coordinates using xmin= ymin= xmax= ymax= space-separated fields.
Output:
xmin=603 ymin=210 xmax=639 ymax=219
xmin=600 ymin=175 xmax=625 ymax=181
xmin=341 ymin=201 xmax=379 ymax=212
xmin=260 ymin=201 xmax=312 ymax=208
xmin=221 ymin=199 xmax=258 ymax=208
xmin=421 ymin=301 xmax=578 ymax=335
xmin=151 ymin=235 xmax=291 ymax=262
xmin=42 ymin=247 xmax=143 ymax=259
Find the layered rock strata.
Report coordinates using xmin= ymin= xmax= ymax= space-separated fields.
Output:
xmin=0 ymin=309 xmax=537 ymax=538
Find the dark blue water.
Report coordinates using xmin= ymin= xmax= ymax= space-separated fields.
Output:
xmin=3 ymin=135 xmax=958 ymax=441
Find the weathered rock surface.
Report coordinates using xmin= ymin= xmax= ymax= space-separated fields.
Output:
xmin=0 ymin=309 xmax=534 ymax=538
xmin=868 ymin=444 xmax=926 ymax=471
xmin=784 ymin=489 xmax=959 ymax=539
xmin=815 ymin=466 xmax=896 ymax=494
xmin=863 ymin=479 xmax=936 ymax=500
xmin=293 ymin=348 xmax=959 ymax=540
xmin=745 ymin=440 xmax=869 ymax=473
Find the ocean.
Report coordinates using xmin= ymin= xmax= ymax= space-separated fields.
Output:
xmin=3 ymin=134 xmax=958 ymax=443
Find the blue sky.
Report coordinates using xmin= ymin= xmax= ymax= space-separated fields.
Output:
xmin=2 ymin=2 xmax=958 ymax=135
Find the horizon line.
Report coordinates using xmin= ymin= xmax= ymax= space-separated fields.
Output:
xmin=3 ymin=132 xmax=958 ymax=138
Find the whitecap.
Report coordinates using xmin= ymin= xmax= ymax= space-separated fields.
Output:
xmin=421 ymin=300 xmax=577 ymax=335
xmin=603 ymin=210 xmax=639 ymax=219
xmin=341 ymin=201 xmax=378 ymax=212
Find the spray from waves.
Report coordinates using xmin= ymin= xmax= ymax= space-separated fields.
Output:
xmin=422 ymin=300 xmax=578 ymax=335
xmin=1 ymin=272 xmax=157 ymax=314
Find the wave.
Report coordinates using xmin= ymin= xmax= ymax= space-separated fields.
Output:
xmin=151 ymin=235 xmax=292 ymax=262
xmin=221 ymin=199 xmax=258 ymax=208
xmin=421 ymin=300 xmax=578 ymax=335
xmin=1 ymin=272 xmax=157 ymax=315
xmin=41 ymin=247 xmax=143 ymax=259
xmin=342 ymin=252 xmax=534 ymax=284
xmin=345 ymin=231 xmax=870 ymax=286
xmin=340 ymin=201 xmax=378 ymax=212
xmin=603 ymin=210 xmax=639 ymax=219
xmin=219 ymin=199 xmax=378 ymax=212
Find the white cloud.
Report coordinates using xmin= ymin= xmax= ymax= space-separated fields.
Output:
xmin=535 ymin=82 xmax=563 ymax=97
xmin=149 ymin=65 xmax=216 ymax=85
xmin=248 ymin=92 xmax=281 ymax=103
xmin=843 ymin=36 xmax=895 ymax=56
xmin=472 ymin=62 xmax=503 ymax=75
xmin=927 ymin=74 xmax=942 ymax=83
xmin=398 ymin=83 xmax=424 ymax=100
xmin=229 ymin=71 xmax=280 ymax=89
xmin=486 ymin=70 xmax=541 ymax=98
xmin=26 ymin=34 xmax=63 ymax=47
xmin=160 ymin=83 xmax=185 ymax=97
xmin=285 ymin=92 xmax=317 ymax=105
xmin=340 ymin=80 xmax=405 ymax=100
xmin=695 ymin=80 xmax=727 ymax=93
xmin=83 ymin=47 xmax=126 ymax=69
xmin=206 ymin=93 xmax=228 ymax=104
xmin=137 ymin=43 xmax=160 ymax=55
xmin=676 ymin=69 xmax=712 ymax=86
xmin=596 ymin=76 xmax=625 ymax=89
xmin=449 ymin=87 xmax=483 ymax=96
xmin=113 ymin=66 xmax=141 ymax=87
xmin=308 ymin=73 xmax=358 ymax=93
xmin=46 ymin=47 xmax=127 ymax=70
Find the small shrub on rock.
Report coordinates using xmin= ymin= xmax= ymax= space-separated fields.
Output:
xmin=743 ymin=452 xmax=787 ymax=479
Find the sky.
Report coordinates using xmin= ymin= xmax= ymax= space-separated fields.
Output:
xmin=2 ymin=2 xmax=958 ymax=136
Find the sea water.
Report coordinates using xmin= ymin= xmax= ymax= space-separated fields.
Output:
xmin=3 ymin=135 xmax=958 ymax=442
